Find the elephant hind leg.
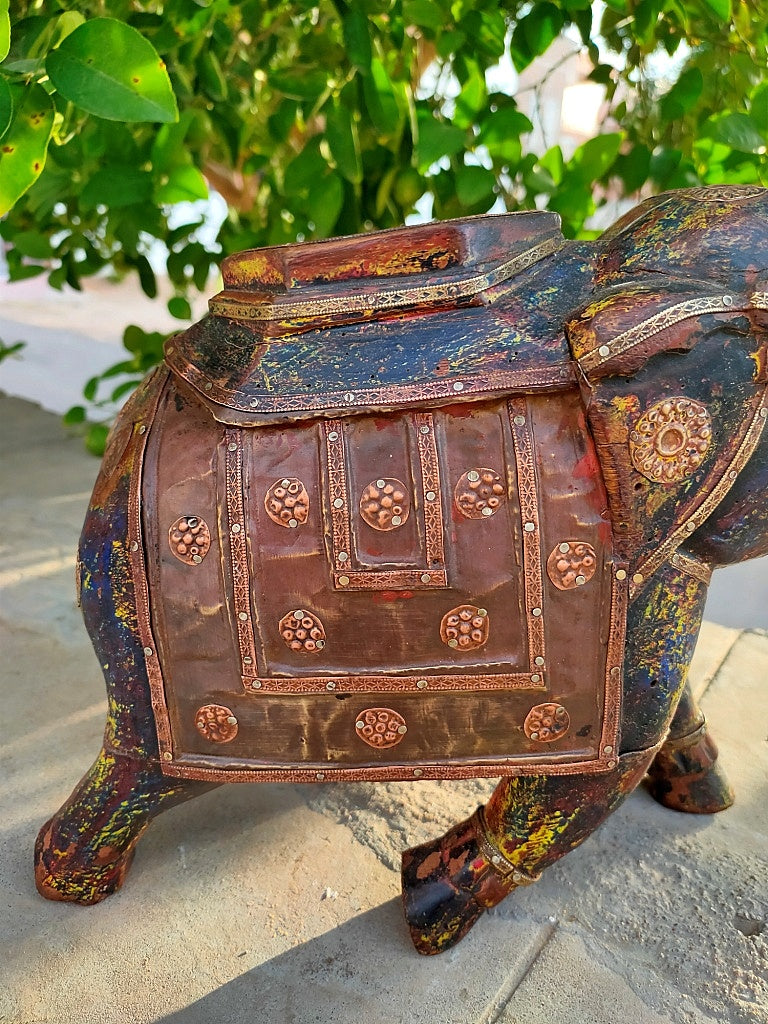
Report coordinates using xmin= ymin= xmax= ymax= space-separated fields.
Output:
xmin=35 ymin=746 xmax=213 ymax=905
xmin=645 ymin=681 xmax=734 ymax=815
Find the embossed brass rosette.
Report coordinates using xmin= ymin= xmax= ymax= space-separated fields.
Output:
xmin=279 ymin=609 xmax=326 ymax=653
xmin=454 ymin=468 xmax=506 ymax=519
xmin=546 ymin=541 xmax=597 ymax=590
xmin=355 ymin=708 xmax=408 ymax=749
xmin=440 ymin=604 xmax=489 ymax=650
xmin=630 ymin=398 xmax=712 ymax=484
xmin=195 ymin=704 xmax=238 ymax=743
xmin=523 ymin=703 xmax=570 ymax=742
xmin=264 ymin=477 xmax=310 ymax=528
xmin=169 ymin=516 xmax=211 ymax=564
xmin=359 ymin=478 xmax=410 ymax=531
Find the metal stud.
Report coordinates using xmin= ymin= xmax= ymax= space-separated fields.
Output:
xmin=338 ymin=575 xmax=350 ymax=586
xmin=163 ymin=751 xmax=173 ymax=761
xmin=420 ymin=425 xmax=430 ymax=434
xmin=524 ymin=522 xmax=535 ymax=532
xmin=722 ymin=294 xmax=733 ymax=306
xmin=420 ymin=572 xmax=431 ymax=584
xmin=376 ymin=478 xmax=386 ymax=487
xmin=413 ymin=768 xmax=423 ymax=777
xmin=204 ymin=382 xmax=213 ymax=391
xmin=513 ymin=415 xmax=526 ymax=426
xmin=288 ymin=518 xmax=298 ymax=528
xmin=530 ymin=673 xmax=541 ymax=683
xmin=316 ymin=772 xmax=325 ymax=780
xmin=425 ymin=490 xmax=436 ymax=501
xmin=333 ymin=497 xmax=344 ymax=508
xmin=575 ymin=574 xmax=586 ymax=585
xmin=231 ymin=523 xmax=241 ymax=533
xmin=535 ymin=656 xmax=545 ymax=666
xmin=603 ymin=745 xmax=613 ymax=754
xmin=416 ymin=679 xmax=428 ymax=689
xmin=130 ymin=540 xmax=139 ymax=551
xmin=251 ymin=680 xmax=262 ymax=689
xmin=559 ymin=542 xmax=570 ymax=553
xmin=467 ymin=470 xmax=480 ymax=482
xmin=632 ymin=573 xmax=644 ymax=584
xmin=615 ymin=569 xmax=627 ymax=580
xmin=143 ymin=647 xmax=153 ymax=657
xmin=453 ymin=381 xmax=464 ymax=391
xmin=328 ymin=431 xmax=339 ymax=441
xmin=598 ymin=345 xmax=610 ymax=358
xmin=228 ymin=441 xmax=238 ymax=452
xmin=238 ymin=611 xmax=248 ymax=621
xmin=338 ymin=551 xmax=349 ymax=562
xmin=531 ymin=607 xmax=542 ymax=617
xmin=138 ymin=424 xmax=146 ymax=434
xmin=326 ymin=681 xmax=336 ymax=690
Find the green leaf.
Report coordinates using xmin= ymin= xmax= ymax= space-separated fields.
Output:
xmin=402 ymin=0 xmax=444 ymax=30
xmin=168 ymin=296 xmax=192 ymax=320
xmin=712 ymin=113 xmax=765 ymax=154
xmin=0 ymin=83 xmax=55 ymax=217
xmin=63 ymin=405 xmax=86 ymax=425
xmin=453 ymin=64 xmax=487 ymax=129
xmin=343 ymin=8 xmax=372 ymax=71
xmin=80 ymin=167 xmax=153 ymax=210
xmin=751 ymin=84 xmax=768 ymax=133
xmin=326 ymin=101 xmax=362 ymax=183
xmin=284 ymin=143 xmax=328 ymax=194
xmin=0 ymin=0 xmax=9 ymax=63
xmin=0 ymin=77 xmax=13 ymax=140
xmin=701 ymin=0 xmax=730 ymax=18
xmin=155 ymin=164 xmax=208 ymax=204
xmin=415 ymin=113 xmax=466 ymax=172
xmin=454 ymin=164 xmax=496 ymax=207
xmin=478 ymin=107 xmax=532 ymax=162
xmin=10 ymin=230 xmax=52 ymax=259
xmin=523 ymin=4 xmax=566 ymax=58
xmin=85 ymin=423 xmax=110 ymax=457
xmin=570 ymin=132 xmax=623 ymax=181
xmin=363 ymin=59 xmax=403 ymax=137
xmin=270 ymin=67 xmax=328 ymax=101
xmin=660 ymin=67 xmax=703 ymax=122
xmin=46 ymin=18 xmax=178 ymax=123
xmin=307 ymin=173 xmax=344 ymax=236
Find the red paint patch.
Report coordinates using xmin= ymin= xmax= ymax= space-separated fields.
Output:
xmin=572 ymin=449 xmax=601 ymax=481
xmin=434 ymin=358 xmax=450 ymax=376
xmin=371 ymin=590 xmax=415 ymax=602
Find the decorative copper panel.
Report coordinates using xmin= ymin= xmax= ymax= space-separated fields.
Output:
xmin=224 ymin=428 xmax=259 ymax=681
xmin=278 ymin=609 xmax=326 ymax=653
xmin=168 ymin=516 xmax=211 ymax=565
xmin=359 ymin=478 xmax=410 ymax=531
xmin=355 ymin=708 xmax=408 ymax=749
xmin=195 ymin=704 xmax=239 ymax=743
xmin=524 ymin=703 xmax=570 ymax=742
xmin=630 ymin=398 xmax=712 ymax=484
xmin=264 ymin=477 xmax=310 ymax=528
xmin=440 ymin=605 xmax=489 ymax=651
xmin=454 ymin=468 xmax=506 ymax=519
xmin=546 ymin=541 xmax=597 ymax=590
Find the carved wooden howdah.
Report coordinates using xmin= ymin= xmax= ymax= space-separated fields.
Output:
xmin=35 ymin=185 xmax=768 ymax=955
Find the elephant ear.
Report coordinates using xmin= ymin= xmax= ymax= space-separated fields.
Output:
xmin=565 ymin=282 xmax=744 ymax=381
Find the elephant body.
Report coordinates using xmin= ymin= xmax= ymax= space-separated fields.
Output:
xmin=35 ymin=185 xmax=768 ymax=954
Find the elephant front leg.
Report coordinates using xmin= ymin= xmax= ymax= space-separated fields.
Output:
xmin=645 ymin=680 xmax=734 ymax=814
xmin=35 ymin=747 xmax=213 ymax=904
xmin=402 ymin=748 xmax=656 ymax=955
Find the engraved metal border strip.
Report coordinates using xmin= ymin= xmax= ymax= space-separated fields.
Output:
xmin=224 ymin=427 xmax=260 ymax=678
xmin=170 ymin=361 xmax=577 ymax=417
xmin=126 ymin=370 xmax=176 ymax=764
xmin=631 ymin=385 xmax=768 ymax=595
xmin=669 ymin=550 xmax=713 ymax=587
xmin=241 ymin=671 xmax=545 ymax=695
xmin=209 ymin=237 xmax=563 ymax=322
xmin=577 ymin=295 xmax=750 ymax=374
xmin=324 ymin=412 xmax=447 ymax=590
xmin=507 ymin=398 xmax=546 ymax=673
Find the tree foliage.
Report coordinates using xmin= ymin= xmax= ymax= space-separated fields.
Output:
xmin=1 ymin=1 xmax=767 ymax=448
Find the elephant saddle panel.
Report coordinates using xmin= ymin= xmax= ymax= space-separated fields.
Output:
xmin=137 ymin=377 xmax=627 ymax=782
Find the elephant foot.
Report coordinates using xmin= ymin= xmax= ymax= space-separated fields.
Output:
xmin=34 ymin=746 xmax=212 ymax=905
xmin=401 ymin=808 xmax=539 ymax=955
xmin=646 ymin=722 xmax=734 ymax=814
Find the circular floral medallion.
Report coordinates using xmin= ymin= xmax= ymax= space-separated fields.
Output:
xmin=440 ymin=604 xmax=489 ymax=651
xmin=195 ymin=704 xmax=238 ymax=743
xmin=169 ymin=516 xmax=211 ymax=565
xmin=354 ymin=708 xmax=408 ymax=749
xmin=523 ymin=703 xmax=570 ymax=743
xmin=547 ymin=541 xmax=597 ymax=591
xmin=359 ymin=478 xmax=410 ymax=531
xmin=265 ymin=478 xmax=310 ymax=528
xmin=629 ymin=397 xmax=712 ymax=484
xmin=279 ymin=609 xmax=326 ymax=653
xmin=454 ymin=468 xmax=506 ymax=519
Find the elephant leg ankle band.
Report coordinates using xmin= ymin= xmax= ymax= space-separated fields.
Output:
xmin=472 ymin=807 xmax=541 ymax=886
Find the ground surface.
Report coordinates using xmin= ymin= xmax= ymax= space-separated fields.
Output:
xmin=1 ymin=393 xmax=767 ymax=1024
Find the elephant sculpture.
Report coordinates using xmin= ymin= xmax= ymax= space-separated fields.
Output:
xmin=35 ymin=184 xmax=768 ymax=955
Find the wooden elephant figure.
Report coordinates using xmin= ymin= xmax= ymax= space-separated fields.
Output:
xmin=35 ymin=184 xmax=768 ymax=955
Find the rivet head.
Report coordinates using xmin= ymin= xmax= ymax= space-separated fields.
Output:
xmin=316 ymin=772 xmax=325 ymax=780
xmin=397 ymin=725 xmax=408 ymax=734
xmin=420 ymin=425 xmax=430 ymax=435
xmin=138 ymin=424 xmax=147 ymax=434
xmin=231 ymin=523 xmax=241 ymax=533
xmin=531 ymin=607 xmax=542 ymax=617
xmin=249 ymin=398 xmax=259 ymax=407
xmin=328 ymin=431 xmax=339 ymax=441
xmin=513 ymin=415 xmax=526 ymax=426
xmin=143 ymin=647 xmax=153 ymax=657
xmin=481 ymin=506 xmax=494 ymax=516
xmin=130 ymin=540 xmax=139 ymax=551
xmin=243 ymin=656 xmax=252 ymax=664
xmin=413 ymin=768 xmax=423 ymax=777
xmin=228 ymin=442 xmax=238 ymax=452
xmin=722 ymin=294 xmax=733 ymax=306
xmin=338 ymin=551 xmax=348 ymax=562
xmin=632 ymin=573 xmax=644 ymax=584
xmin=326 ymin=681 xmax=336 ymax=690
xmin=534 ymin=656 xmax=545 ymax=666
xmin=467 ymin=470 xmax=480 ymax=482
xmin=238 ymin=611 xmax=248 ymax=621
xmin=356 ymin=720 xmax=364 ymax=729
xmin=163 ymin=750 xmax=173 ymax=761
xmin=420 ymin=572 xmax=431 ymax=584
xmin=575 ymin=574 xmax=586 ymax=586
xmin=603 ymin=745 xmax=613 ymax=754
xmin=204 ymin=382 xmax=213 ymax=391
xmin=448 ymin=638 xmax=459 ymax=648
xmin=344 ymin=392 xmax=355 ymax=402
xmin=608 ymin=759 xmax=617 ymax=769
xmin=616 ymin=569 xmax=627 ymax=580
xmin=598 ymin=345 xmax=610 ymax=358
xmin=376 ymin=478 xmax=386 ymax=488
xmin=288 ymin=518 xmax=298 ymax=528
xmin=453 ymin=381 xmax=464 ymax=391
xmin=559 ymin=542 xmax=570 ymax=553
xmin=530 ymin=673 xmax=541 ymax=683
xmin=761 ymin=408 xmax=768 ymax=419
xmin=416 ymin=679 xmax=428 ymax=689
xmin=426 ymin=490 xmax=436 ymax=501
xmin=333 ymin=497 xmax=344 ymax=509
xmin=338 ymin=575 xmax=350 ymax=586
xmin=391 ymin=515 xmax=402 ymax=526
xmin=524 ymin=522 xmax=535 ymax=532
xmin=251 ymin=680 xmax=262 ymax=689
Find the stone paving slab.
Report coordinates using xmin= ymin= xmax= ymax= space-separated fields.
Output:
xmin=1 ymin=394 xmax=767 ymax=1024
